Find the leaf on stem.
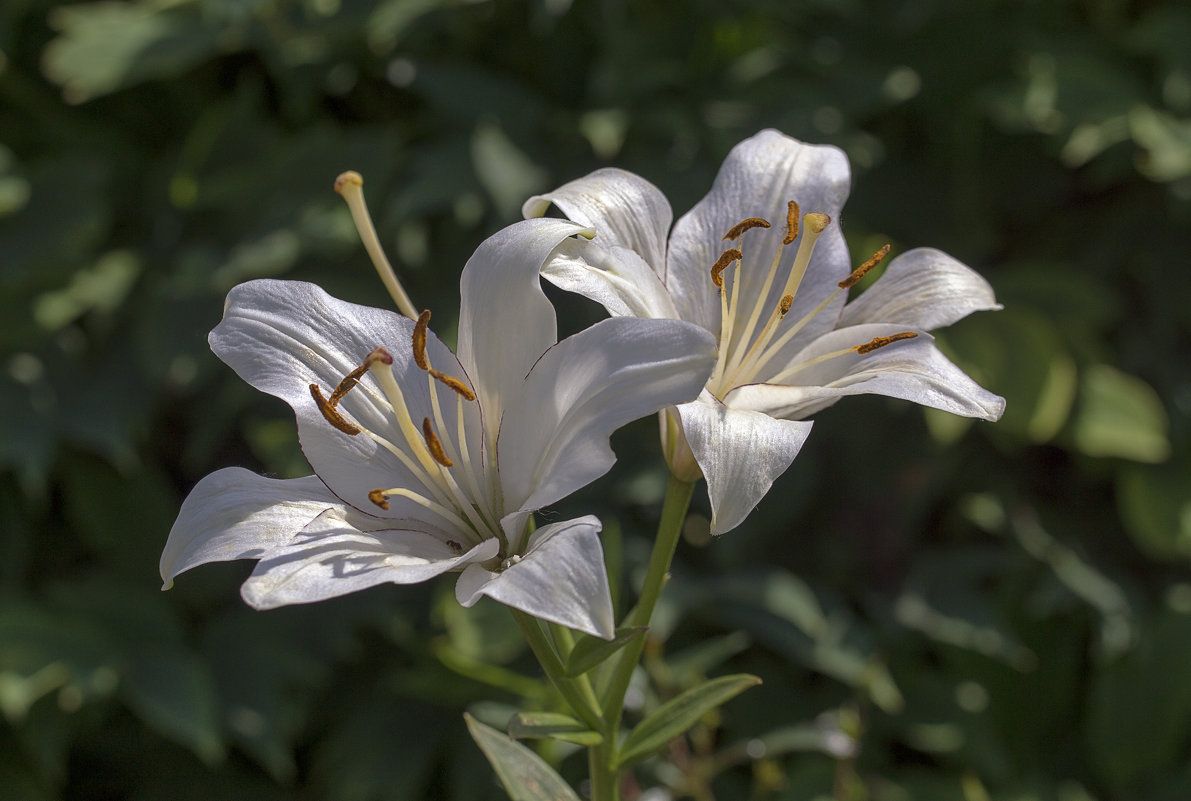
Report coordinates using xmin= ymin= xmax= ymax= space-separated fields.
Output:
xmin=615 ymin=673 xmax=762 ymax=768
xmin=465 ymin=713 xmax=582 ymax=801
xmin=508 ymin=711 xmax=604 ymax=746
xmin=564 ymin=626 xmax=646 ymax=677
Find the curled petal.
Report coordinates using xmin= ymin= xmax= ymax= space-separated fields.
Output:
xmin=241 ymin=508 xmax=500 ymax=609
xmin=730 ymin=324 xmax=1006 ymax=421
xmin=455 ymin=517 xmax=615 ymax=639
xmin=540 ymin=238 xmax=680 ymax=320
xmin=523 ymin=167 xmax=673 ymax=271
xmin=161 ymin=467 xmax=341 ymax=588
xmin=675 ymin=395 xmax=814 ymax=535
xmin=839 ymin=248 xmax=1002 ymax=331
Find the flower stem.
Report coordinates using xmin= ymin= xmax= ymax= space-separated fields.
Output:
xmin=511 ymin=609 xmax=603 ymax=732
xmin=598 ymin=474 xmax=697 ymax=785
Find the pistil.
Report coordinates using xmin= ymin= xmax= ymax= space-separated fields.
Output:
xmin=335 ymin=171 xmax=419 ymax=319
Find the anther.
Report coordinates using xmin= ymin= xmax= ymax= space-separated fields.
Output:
xmin=413 ymin=310 xmax=431 ymax=370
xmin=329 ymin=364 xmax=368 ymax=406
xmin=428 ymin=368 xmax=476 ymax=401
xmin=311 ymin=384 xmax=361 ymax=435
xmin=722 ymin=218 xmax=771 ymax=241
xmin=368 ymin=488 xmax=391 ymax=510
xmin=779 ymin=295 xmax=794 ymax=316
xmin=422 ymin=417 xmax=454 ymax=467
xmin=856 ymin=331 xmax=918 ymax=354
xmin=783 ymin=201 xmax=800 ymax=245
xmin=710 ymin=248 xmax=743 ymax=288
xmin=838 ymin=244 xmax=892 ymax=290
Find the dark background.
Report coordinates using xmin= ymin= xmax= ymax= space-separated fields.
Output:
xmin=2 ymin=0 xmax=1189 ymax=799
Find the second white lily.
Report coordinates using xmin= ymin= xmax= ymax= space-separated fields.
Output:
xmin=525 ymin=129 xmax=1005 ymax=535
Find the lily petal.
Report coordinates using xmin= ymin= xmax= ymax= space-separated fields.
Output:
xmin=666 ymin=130 xmax=853 ymax=343
xmin=455 ymin=516 xmax=615 ymax=639
xmin=729 ymin=324 xmax=1006 ymax=421
xmin=838 ymin=248 xmax=1002 ymax=331
xmin=456 ymin=217 xmax=593 ymax=424
xmin=210 ymin=279 xmax=476 ymax=523
xmin=161 ymin=467 xmax=341 ymax=588
xmin=241 ymin=507 xmax=500 ymax=609
xmin=540 ymin=238 xmax=680 ymax=319
xmin=675 ymin=395 xmax=814 ymax=535
xmin=523 ymin=167 xmax=673 ymax=271
xmin=498 ymin=316 xmax=717 ymax=524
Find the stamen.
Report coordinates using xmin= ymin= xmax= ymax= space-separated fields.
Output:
xmin=365 ymin=346 xmax=394 ymax=368
xmin=710 ymin=248 xmax=743 ymax=288
xmin=779 ymin=295 xmax=793 ymax=315
xmin=838 ymin=244 xmax=891 ymax=290
xmin=368 ymin=488 xmax=391 ymax=510
xmin=334 ymin=171 xmax=419 ymax=320
xmin=310 ymin=384 xmax=360 ymax=435
xmin=413 ymin=310 xmax=431 ymax=370
xmin=722 ymin=218 xmax=771 ymax=241
xmin=783 ymin=201 xmax=800 ymax=245
xmin=856 ymin=331 xmax=918 ymax=354
xmin=422 ymin=417 xmax=454 ymax=467
xmin=329 ymin=364 xmax=368 ymax=406
xmin=428 ymin=369 xmax=476 ymax=401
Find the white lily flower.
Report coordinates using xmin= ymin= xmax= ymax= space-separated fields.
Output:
xmin=524 ymin=130 xmax=1005 ymax=535
xmin=161 ymin=218 xmax=717 ymax=638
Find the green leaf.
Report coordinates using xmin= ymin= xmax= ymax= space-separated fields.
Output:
xmin=507 ymin=712 xmax=603 ymax=746
xmin=615 ymin=674 xmax=761 ymax=768
xmin=1072 ymin=364 xmax=1170 ymax=462
xmin=464 ymin=714 xmax=581 ymax=801
xmin=563 ymin=627 xmax=644 ymax=677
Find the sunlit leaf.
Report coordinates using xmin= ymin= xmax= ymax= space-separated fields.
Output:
xmin=1072 ymin=364 xmax=1170 ymax=463
xmin=616 ymin=673 xmax=761 ymax=768
xmin=464 ymin=714 xmax=581 ymax=801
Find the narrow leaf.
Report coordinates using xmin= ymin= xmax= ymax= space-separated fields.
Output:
xmin=616 ymin=674 xmax=761 ymax=768
xmin=564 ymin=626 xmax=645 ymax=677
xmin=508 ymin=712 xmax=604 ymax=746
xmin=464 ymin=714 xmax=581 ymax=801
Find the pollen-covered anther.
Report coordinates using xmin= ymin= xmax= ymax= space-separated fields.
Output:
xmin=311 ymin=384 xmax=361 ymax=435
xmin=783 ymin=201 xmax=801 ymax=244
xmin=368 ymin=488 xmax=391 ymax=510
xmin=839 ymin=244 xmax=892 ymax=290
xmin=722 ymin=217 xmax=771 ymax=241
xmin=779 ymin=294 xmax=794 ymax=316
xmin=428 ymin=369 xmax=476 ymax=401
xmin=710 ymin=248 xmax=743 ymax=288
xmin=329 ymin=364 xmax=368 ymax=406
xmin=856 ymin=331 xmax=918 ymax=355
xmin=422 ymin=417 xmax=454 ymax=467
xmin=412 ymin=310 xmax=431 ymax=370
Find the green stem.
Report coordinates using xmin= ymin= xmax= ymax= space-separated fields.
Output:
xmin=511 ymin=610 xmax=604 ymax=732
xmin=602 ymin=475 xmax=697 ymax=758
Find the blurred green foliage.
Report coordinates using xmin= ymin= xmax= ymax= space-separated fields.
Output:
xmin=1 ymin=0 xmax=1189 ymax=799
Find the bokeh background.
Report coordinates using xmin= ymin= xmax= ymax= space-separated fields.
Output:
xmin=2 ymin=0 xmax=1190 ymax=799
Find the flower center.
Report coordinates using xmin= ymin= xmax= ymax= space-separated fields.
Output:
xmin=309 ymin=312 xmax=505 ymax=550
xmin=705 ymin=202 xmax=914 ymax=399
